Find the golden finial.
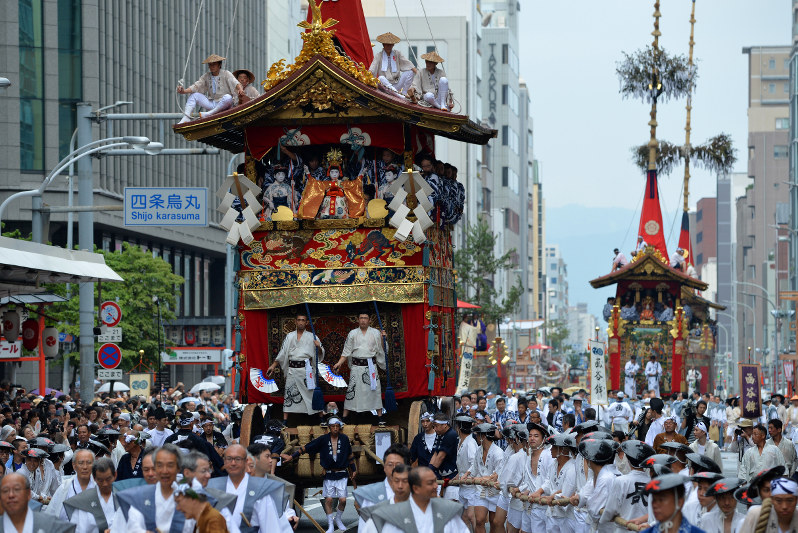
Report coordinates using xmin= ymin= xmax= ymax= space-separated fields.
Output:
xmin=298 ymin=0 xmax=339 ymax=32
xmin=325 ymin=148 xmax=343 ymax=168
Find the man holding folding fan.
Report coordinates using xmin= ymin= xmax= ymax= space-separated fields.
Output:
xmin=267 ymin=312 xmax=324 ymax=421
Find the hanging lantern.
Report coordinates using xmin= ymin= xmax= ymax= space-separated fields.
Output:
xmin=21 ymin=319 xmax=39 ymax=350
xmin=2 ymin=310 xmax=20 ymax=342
xmin=42 ymin=327 xmax=59 ymax=358
xmin=198 ymin=326 xmax=211 ymax=345
xmin=184 ymin=326 xmax=196 ymax=345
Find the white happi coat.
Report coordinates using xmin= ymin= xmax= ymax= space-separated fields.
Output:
xmin=468 ymin=442 xmax=504 ymax=499
xmin=523 ymin=448 xmax=555 ymax=528
xmin=699 ymin=505 xmax=745 ymax=533
xmin=543 ymin=458 xmax=578 ymax=532
xmin=645 ymin=361 xmax=662 ymax=395
xmin=341 ymin=327 xmax=386 ymax=412
xmin=624 ymin=361 xmax=640 ymax=398
xmin=275 ymin=330 xmax=324 ymax=414
xmin=600 ymin=469 xmax=651 ymax=531
xmin=449 ymin=435 xmax=478 ymax=502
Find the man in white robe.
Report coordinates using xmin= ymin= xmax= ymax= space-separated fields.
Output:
xmin=64 ymin=457 xmax=118 ymax=533
xmin=267 ymin=312 xmax=324 ymax=419
xmin=44 ymin=449 xmax=96 ymax=519
xmin=0 ymin=473 xmax=75 ymax=533
xmin=332 ymin=311 xmax=386 ymax=418
xmin=645 ymin=355 xmax=662 ymax=397
xmin=624 ymin=356 xmax=640 ymax=398
xmin=369 ymin=32 xmax=416 ymax=94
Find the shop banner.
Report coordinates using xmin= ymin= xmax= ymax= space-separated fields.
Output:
xmin=739 ymin=363 xmax=762 ymax=419
xmin=589 ymin=340 xmax=608 ymax=406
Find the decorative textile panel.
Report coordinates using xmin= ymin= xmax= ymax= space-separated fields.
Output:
xmin=239 ymin=227 xmax=455 ymax=309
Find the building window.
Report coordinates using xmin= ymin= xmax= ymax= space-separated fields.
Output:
xmin=776 ymin=118 xmax=790 ymax=130
xmin=774 ymin=145 xmax=788 ymax=158
xmin=502 ymin=84 xmax=508 ymax=105
xmin=696 ymin=210 xmax=703 ymax=222
xmin=550 ymin=277 xmax=557 ymax=284
xmin=409 ymin=46 xmax=418 ymax=67
xmin=769 ymin=83 xmax=776 ymax=94
xmin=58 ymin=0 xmax=82 ymax=159
xmin=19 ymin=0 xmax=45 ymax=171
xmin=502 ymin=44 xmax=508 ymax=64
xmin=502 ymin=125 xmax=508 ymax=145
xmin=769 ymin=59 xmax=776 ymax=69
xmin=697 ymin=253 xmax=703 ymax=265
xmin=696 ymin=231 xmax=703 ymax=243
xmin=502 ymin=166 xmax=509 ymax=187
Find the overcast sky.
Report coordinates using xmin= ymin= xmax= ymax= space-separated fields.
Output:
xmin=520 ymin=0 xmax=792 ymax=212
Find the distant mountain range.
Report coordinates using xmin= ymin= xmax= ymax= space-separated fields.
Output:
xmin=545 ymin=204 xmax=681 ymax=322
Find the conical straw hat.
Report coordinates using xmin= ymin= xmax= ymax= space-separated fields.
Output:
xmin=420 ymin=51 xmax=444 ymax=63
xmin=376 ymin=32 xmax=401 ymax=44
xmin=202 ymin=54 xmax=226 ymax=64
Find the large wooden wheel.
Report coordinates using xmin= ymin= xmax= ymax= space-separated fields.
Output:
xmin=240 ymin=404 xmax=264 ymax=446
xmin=407 ymin=400 xmax=424 ymax=440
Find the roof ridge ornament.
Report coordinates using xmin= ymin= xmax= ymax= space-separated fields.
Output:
xmin=263 ymin=0 xmax=378 ymax=91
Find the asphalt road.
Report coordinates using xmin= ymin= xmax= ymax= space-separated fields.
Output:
xmin=292 ymin=450 xmax=743 ymax=532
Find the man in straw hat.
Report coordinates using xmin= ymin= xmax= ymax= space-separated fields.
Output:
xmin=407 ymin=51 xmax=451 ymax=111
xmin=177 ymin=54 xmax=243 ymax=123
xmin=369 ymin=32 xmax=416 ymax=95
xmin=233 ymin=68 xmax=260 ymax=104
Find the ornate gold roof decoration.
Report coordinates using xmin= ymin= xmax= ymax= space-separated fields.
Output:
xmin=262 ymin=0 xmax=379 ymax=91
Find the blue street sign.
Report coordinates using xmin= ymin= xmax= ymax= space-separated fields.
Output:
xmin=124 ymin=187 xmax=208 ymax=227
xmin=97 ymin=343 xmax=123 ymax=369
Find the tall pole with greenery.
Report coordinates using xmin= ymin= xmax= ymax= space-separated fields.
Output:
xmin=454 ymin=219 xmax=522 ymax=325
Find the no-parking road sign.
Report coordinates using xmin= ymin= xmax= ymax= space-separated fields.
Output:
xmin=98 ymin=343 xmax=122 ymax=369
xmin=100 ymin=301 xmax=122 ymax=327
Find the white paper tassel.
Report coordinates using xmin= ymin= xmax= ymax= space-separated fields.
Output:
xmin=242 ymin=206 xmax=261 ymax=231
xmin=217 ymin=192 xmax=235 ymax=213
xmin=412 ymin=221 xmax=427 ymax=244
xmin=238 ymin=222 xmax=255 ymax=245
xmin=243 ymin=190 xmax=261 ymax=214
xmin=413 ymin=205 xmax=434 ymax=231
xmin=387 ymin=189 xmax=407 ymax=212
xmin=389 ymin=204 xmax=410 ymax=229
xmin=413 ymin=172 xmax=433 ymax=196
xmin=395 ymin=219 xmax=414 ymax=241
xmin=225 ymin=224 xmax=240 ymax=245
xmin=390 ymin=173 xmax=409 ymax=195
xmin=220 ymin=208 xmax=238 ymax=231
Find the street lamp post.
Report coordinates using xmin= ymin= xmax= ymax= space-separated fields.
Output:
xmin=743 ymin=291 xmax=782 ymax=392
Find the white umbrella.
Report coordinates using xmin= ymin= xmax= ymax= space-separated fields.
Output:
xmin=202 ymin=375 xmax=226 ymax=386
xmin=189 ymin=382 xmax=221 ymax=394
xmin=96 ymin=382 xmax=130 ymax=393
xmin=178 ymin=396 xmax=201 ymax=406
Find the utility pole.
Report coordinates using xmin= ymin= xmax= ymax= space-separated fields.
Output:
xmin=77 ymin=103 xmax=96 ymax=403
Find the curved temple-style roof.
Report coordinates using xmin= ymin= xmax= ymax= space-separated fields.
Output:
xmin=589 ymin=248 xmax=708 ymax=291
xmin=173 ymin=55 xmax=496 ymax=152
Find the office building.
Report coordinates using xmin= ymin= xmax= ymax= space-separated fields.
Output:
xmin=1 ymin=0 xmax=301 ymax=389
xmin=546 ymin=245 xmax=568 ymax=321
xmin=735 ymin=46 xmax=790 ymax=380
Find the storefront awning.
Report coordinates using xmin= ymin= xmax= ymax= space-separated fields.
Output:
xmin=0 ymin=237 xmax=123 ymax=295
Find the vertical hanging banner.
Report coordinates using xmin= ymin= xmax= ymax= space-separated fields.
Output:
xmin=589 ymin=340 xmax=608 ymax=406
xmin=455 ymin=321 xmax=478 ymax=394
xmin=739 ymin=363 xmax=762 ymax=419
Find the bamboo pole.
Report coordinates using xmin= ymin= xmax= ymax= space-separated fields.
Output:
xmin=682 ymin=0 xmax=697 ymax=212
xmin=294 ymin=499 xmax=326 ymax=533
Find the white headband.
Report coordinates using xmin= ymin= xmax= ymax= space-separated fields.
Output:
xmin=124 ymin=434 xmax=137 ymax=443
xmin=771 ymin=478 xmax=798 ymax=496
xmin=695 ymin=422 xmax=707 ymax=434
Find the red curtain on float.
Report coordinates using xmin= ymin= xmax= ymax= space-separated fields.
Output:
xmin=243 ymin=303 xmax=444 ymax=404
